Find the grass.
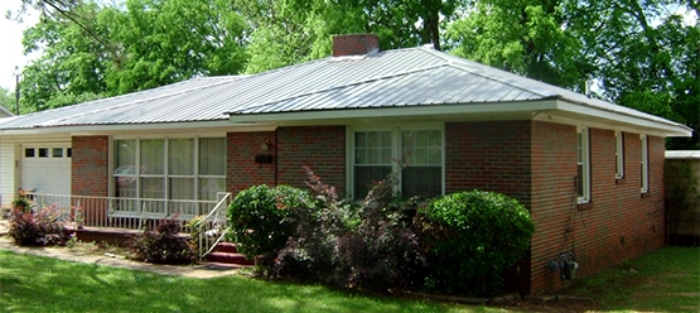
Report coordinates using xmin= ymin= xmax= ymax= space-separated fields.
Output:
xmin=569 ymin=246 xmax=700 ymax=312
xmin=0 ymin=246 xmax=697 ymax=313
xmin=0 ymin=249 xmax=502 ymax=313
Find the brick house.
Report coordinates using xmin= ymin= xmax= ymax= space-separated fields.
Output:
xmin=0 ymin=34 xmax=692 ymax=294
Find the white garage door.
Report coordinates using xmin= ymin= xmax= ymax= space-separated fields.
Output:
xmin=21 ymin=145 xmax=72 ymax=196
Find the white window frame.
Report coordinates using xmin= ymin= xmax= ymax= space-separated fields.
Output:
xmin=112 ymin=136 xmax=226 ymax=202
xmin=615 ymin=130 xmax=624 ymax=179
xmin=640 ymin=134 xmax=649 ymax=193
xmin=347 ymin=124 xmax=445 ymax=199
xmin=577 ymin=127 xmax=591 ymax=204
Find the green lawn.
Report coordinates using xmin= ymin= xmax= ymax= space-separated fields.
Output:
xmin=569 ymin=246 xmax=700 ymax=312
xmin=0 ymin=249 xmax=501 ymax=313
xmin=0 ymin=246 xmax=698 ymax=313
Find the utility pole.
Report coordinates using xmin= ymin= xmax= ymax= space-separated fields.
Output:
xmin=15 ymin=74 xmax=20 ymax=115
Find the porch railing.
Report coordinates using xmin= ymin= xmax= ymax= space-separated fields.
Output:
xmin=25 ymin=192 xmax=224 ymax=233
xmin=197 ymin=192 xmax=231 ymax=261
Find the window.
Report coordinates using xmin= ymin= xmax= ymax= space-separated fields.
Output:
xmin=52 ymin=148 xmax=64 ymax=158
xmin=352 ymin=128 xmax=442 ymax=199
xmin=576 ymin=127 xmax=590 ymax=203
xmin=113 ymin=137 xmax=226 ymax=205
xmin=640 ymin=134 xmax=648 ymax=193
xmin=38 ymin=148 xmax=49 ymax=158
xmin=24 ymin=148 xmax=35 ymax=158
xmin=615 ymin=131 xmax=624 ymax=179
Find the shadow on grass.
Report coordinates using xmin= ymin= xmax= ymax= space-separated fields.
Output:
xmin=0 ymin=250 xmax=496 ymax=313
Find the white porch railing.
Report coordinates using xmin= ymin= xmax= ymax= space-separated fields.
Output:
xmin=25 ymin=192 xmax=228 ymax=234
xmin=196 ymin=193 xmax=231 ymax=261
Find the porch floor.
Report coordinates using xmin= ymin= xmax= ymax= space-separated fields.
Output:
xmin=65 ymin=225 xmax=190 ymax=247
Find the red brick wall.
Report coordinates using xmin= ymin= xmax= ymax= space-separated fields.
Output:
xmin=445 ymin=120 xmax=534 ymax=293
xmin=529 ymin=122 xmax=579 ymax=294
xmin=71 ymin=136 xmax=108 ymax=197
xmin=529 ymin=122 xmax=666 ymax=294
xmin=227 ymin=131 xmax=277 ymax=195
xmin=71 ymin=136 xmax=109 ymax=225
xmin=445 ymin=120 xmax=532 ymax=205
xmin=277 ymin=126 xmax=346 ymax=194
xmin=226 ymin=126 xmax=346 ymax=196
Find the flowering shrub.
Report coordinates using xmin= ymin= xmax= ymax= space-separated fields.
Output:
xmin=9 ymin=205 xmax=71 ymax=246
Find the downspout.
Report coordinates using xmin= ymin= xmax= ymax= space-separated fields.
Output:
xmin=274 ymin=128 xmax=278 ymax=187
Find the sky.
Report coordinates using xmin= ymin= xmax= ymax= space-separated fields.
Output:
xmin=0 ymin=2 xmax=39 ymax=92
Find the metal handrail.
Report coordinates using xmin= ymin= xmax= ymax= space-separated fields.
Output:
xmin=197 ymin=192 xmax=231 ymax=261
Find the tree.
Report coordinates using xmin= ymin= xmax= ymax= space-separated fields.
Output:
xmin=238 ymin=0 xmax=466 ymax=73
xmin=447 ymin=0 xmax=698 ymax=149
xmin=19 ymin=0 xmax=249 ymax=112
xmin=103 ymin=0 xmax=249 ymax=93
xmin=19 ymin=1 xmax=111 ymax=112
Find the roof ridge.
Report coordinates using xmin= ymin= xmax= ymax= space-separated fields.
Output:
xmin=420 ymin=48 xmax=690 ymax=129
xmin=420 ymin=47 xmax=555 ymax=98
xmin=228 ymin=56 xmax=448 ymax=114
xmin=37 ymin=77 xmax=240 ymax=127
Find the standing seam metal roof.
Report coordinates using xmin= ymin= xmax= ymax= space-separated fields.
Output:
xmin=0 ymin=45 xmax=690 ymax=132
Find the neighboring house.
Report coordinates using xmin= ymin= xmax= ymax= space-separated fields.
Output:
xmin=0 ymin=34 xmax=692 ymax=294
xmin=665 ymin=150 xmax=700 ymax=244
xmin=0 ymin=105 xmax=14 ymax=118
xmin=0 ymin=104 xmax=13 ymax=208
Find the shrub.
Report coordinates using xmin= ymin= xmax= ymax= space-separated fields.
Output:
xmin=9 ymin=205 xmax=71 ymax=246
xmin=276 ymin=167 xmax=429 ymax=293
xmin=187 ymin=215 xmax=207 ymax=252
xmin=274 ymin=167 xmax=358 ymax=284
xmin=12 ymin=197 xmax=31 ymax=214
xmin=130 ymin=217 xmax=195 ymax=265
xmin=228 ymin=184 xmax=312 ymax=273
xmin=337 ymin=209 xmax=426 ymax=292
xmin=418 ymin=190 xmax=535 ymax=295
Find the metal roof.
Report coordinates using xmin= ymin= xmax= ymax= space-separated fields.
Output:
xmin=0 ymin=45 xmax=691 ymax=134
xmin=666 ymin=150 xmax=700 ymax=159
xmin=0 ymin=104 xmax=14 ymax=118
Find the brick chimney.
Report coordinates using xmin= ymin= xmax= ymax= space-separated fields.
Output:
xmin=332 ymin=34 xmax=380 ymax=57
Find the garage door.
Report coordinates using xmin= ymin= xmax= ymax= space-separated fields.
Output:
xmin=21 ymin=145 xmax=72 ymax=196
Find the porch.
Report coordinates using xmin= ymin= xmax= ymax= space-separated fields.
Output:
xmin=22 ymin=192 xmax=233 ymax=261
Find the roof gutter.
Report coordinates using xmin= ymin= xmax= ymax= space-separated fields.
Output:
xmin=228 ymin=99 xmax=692 ymax=138
xmin=0 ymin=120 xmax=276 ymax=136
xmin=554 ymin=100 xmax=692 ymax=137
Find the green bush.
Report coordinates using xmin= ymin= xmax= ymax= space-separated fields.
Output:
xmin=418 ymin=190 xmax=535 ymax=295
xmin=228 ymin=184 xmax=312 ymax=273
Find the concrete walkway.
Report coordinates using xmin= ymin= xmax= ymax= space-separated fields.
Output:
xmin=0 ymin=219 xmax=242 ymax=279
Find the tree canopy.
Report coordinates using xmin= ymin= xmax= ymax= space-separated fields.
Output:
xmin=447 ymin=0 xmax=698 ymax=149
xmin=18 ymin=0 xmax=248 ymax=112
xmin=0 ymin=87 xmax=15 ymax=111
xmin=13 ymin=0 xmax=699 ymax=148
